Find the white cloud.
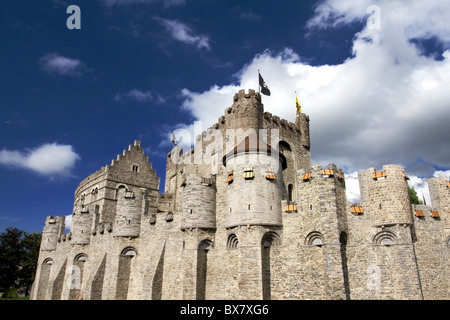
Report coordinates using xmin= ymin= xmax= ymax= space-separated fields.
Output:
xmin=433 ymin=170 xmax=450 ymax=179
xmin=308 ymin=0 xmax=450 ymax=45
xmin=39 ymin=53 xmax=87 ymax=77
xmin=155 ymin=17 xmax=211 ymax=50
xmin=65 ymin=215 xmax=72 ymax=231
xmin=176 ymin=0 xmax=450 ymax=181
xmin=0 ymin=143 xmax=80 ymax=176
xmin=345 ymin=171 xmax=361 ymax=204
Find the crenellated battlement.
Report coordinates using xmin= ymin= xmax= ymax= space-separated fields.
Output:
xmin=232 ymin=88 xmax=261 ymax=102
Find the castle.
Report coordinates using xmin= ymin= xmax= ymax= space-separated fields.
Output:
xmin=31 ymin=89 xmax=450 ymax=300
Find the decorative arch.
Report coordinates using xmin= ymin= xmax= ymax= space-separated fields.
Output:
xmin=74 ymin=253 xmax=87 ymax=262
xmin=305 ymin=231 xmax=324 ymax=247
xmin=373 ymin=230 xmax=397 ymax=246
xmin=227 ymin=233 xmax=239 ymax=249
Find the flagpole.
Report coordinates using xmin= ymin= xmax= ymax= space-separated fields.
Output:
xmin=258 ymin=69 xmax=260 ymax=94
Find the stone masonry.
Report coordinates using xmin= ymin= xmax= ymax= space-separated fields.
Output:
xmin=31 ymin=89 xmax=449 ymax=300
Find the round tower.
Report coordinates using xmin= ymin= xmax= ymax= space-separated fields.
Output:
xmin=40 ymin=216 xmax=65 ymax=251
xmin=223 ymin=135 xmax=286 ymax=228
xmin=224 ymin=89 xmax=264 ymax=151
xmin=181 ymin=173 xmax=216 ymax=230
xmin=359 ymin=164 xmax=412 ymax=226
xmin=114 ymin=186 xmax=144 ymax=237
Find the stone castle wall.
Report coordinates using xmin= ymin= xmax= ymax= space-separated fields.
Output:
xmin=31 ymin=89 xmax=449 ymax=300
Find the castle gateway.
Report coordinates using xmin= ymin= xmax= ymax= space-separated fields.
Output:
xmin=31 ymin=89 xmax=450 ymax=300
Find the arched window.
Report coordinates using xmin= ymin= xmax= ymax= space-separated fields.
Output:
xmin=305 ymin=231 xmax=324 ymax=247
xmin=91 ymin=187 xmax=99 ymax=202
xmin=227 ymin=234 xmax=239 ymax=249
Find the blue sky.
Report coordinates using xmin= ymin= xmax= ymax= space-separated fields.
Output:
xmin=1 ymin=0 xmax=450 ymax=233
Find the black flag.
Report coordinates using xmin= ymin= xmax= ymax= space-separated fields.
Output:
xmin=259 ymin=72 xmax=271 ymax=96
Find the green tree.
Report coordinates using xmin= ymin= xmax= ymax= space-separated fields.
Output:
xmin=409 ymin=187 xmax=423 ymax=205
xmin=0 ymin=227 xmax=24 ymax=292
xmin=18 ymin=232 xmax=41 ymax=296
xmin=0 ymin=227 xmax=41 ymax=298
